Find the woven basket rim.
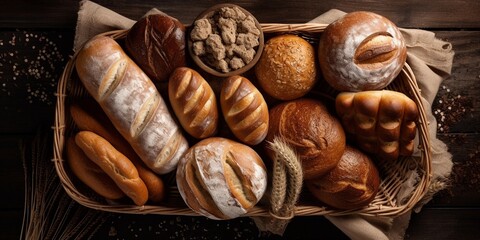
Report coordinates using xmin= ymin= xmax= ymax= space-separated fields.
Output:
xmin=52 ymin=23 xmax=432 ymax=218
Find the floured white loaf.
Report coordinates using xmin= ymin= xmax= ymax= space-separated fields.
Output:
xmin=75 ymin=35 xmax=188 ymax=174
xmin=176 ymin=137 xmax=267 ymax=220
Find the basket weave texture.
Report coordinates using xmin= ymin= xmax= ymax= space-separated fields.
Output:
xmin=53 ymin=23 xmax=432 ymax=218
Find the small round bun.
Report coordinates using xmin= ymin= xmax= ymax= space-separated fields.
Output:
xmin=255 ymin=34 xmax=317 ymax=100
xmin=318 ymin=11 xmax=407 ymax=91
xmin=176 ymin=137 xmax=267 ymax=220
xmin=306 ymin=146 xmax=381 ymax=210
xmin=266 ymin=98 xmax=345 ymax=179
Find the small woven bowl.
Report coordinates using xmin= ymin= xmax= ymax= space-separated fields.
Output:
xmin=187 ymin=3 xmax=264 ymax=78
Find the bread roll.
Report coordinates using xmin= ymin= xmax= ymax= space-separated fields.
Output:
xmin=335 ymin=90 xmax=418 ymax=161
xmin=75 ymin=35 xmax=188 ymax=174
xmin=306 ymin=146 xmax=380 ymax=210
xmin=318 ymin=11 xmax=407 ymax=91
xmin=168 ymin=67 xmax=218 ymax=139
xmin=70 ymin=101 xmax=165 ymax=203
xmin=126 ymin=14 xmax=186 ymax=82
xmin=220 ymin=75 xmax=269 ymax=145
xmin=75 ymin=131 xmax=148 ymax=206
xmin=255 ymin=34 xmax=317 ymax=100
xmin=66 ymin=137 xmax=125 ymax=200
xmin=176 ymin=137 xmax=267 ymax=220
xmin=266 ymin=98 xmax=345 ymax=179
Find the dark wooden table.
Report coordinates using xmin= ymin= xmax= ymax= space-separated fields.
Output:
xmin=1 ymin=0 xmax=479 ymax=239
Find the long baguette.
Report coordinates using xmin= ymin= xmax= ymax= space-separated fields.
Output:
xmin=75 ymin=35 xmax=189 ymax=174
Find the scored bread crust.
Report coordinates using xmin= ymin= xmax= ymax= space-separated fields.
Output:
xmin=220 ymin=75 xmax=269 ymax=145
xmin=335 ymin=90 xmax=418 ymax=161
xmin=318 ymin=11 xmax=407 ymax=91
xmin=75 ymin=35 xmax=188 ymax=174
xmin=176 ymin=137 xmax=267 ymax=220
xmin=306 ymin=146 xmax=380 ymax=210
xmin=66 ymin=137 xmax=125 ymax=200
xmin=168 ymin=67 xmax=218 ymax=139
xmin=75 ymin=131 xmax=148 ymax=206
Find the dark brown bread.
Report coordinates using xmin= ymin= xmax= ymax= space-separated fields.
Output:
xmin=266 ymin=98 xmax=346 ymax=179
xmin=126 ymin=14 xmax=186 ymax=82
xmin=306 ymin=146 xmax=380 ymax=210
xmin=176 ymin=137 xmax=267 ymax=220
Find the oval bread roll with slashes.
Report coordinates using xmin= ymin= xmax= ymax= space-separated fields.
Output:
xmin=75 ymin=36 xmax=188 ymax=174
xmin=306 ymin=146 xmax=380 ymax=210
xmin=75 ymin=131 xmax=148 ymax=206
xmin=335 ymin=90 xmax=419 ymax=161
xmin=220 ymin=75 xmax=269 ymax=145
xmin=168 ymin=67 xmax=218 ymax=139
xmin=176 ymin=137 xmax=267 ymax=220
xmin=318 ymin=11 xmax=407 ymax=91
xmin=66 ymin=137 xmax=125 ymax=200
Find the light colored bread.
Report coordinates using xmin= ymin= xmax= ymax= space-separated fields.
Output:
xmin=176 ymin=137 xmax=267 ymax=220
xmin=255 ymin=34 xmax=317 ymax=100
xmin=266 ymin=98 xmax=346 ymax=179
xmin=306 ymin=146 xmax=380 ymax=210
xmin=318 ymin=11 xmax=407 ymax=91
xmin=168 ymin=67 xmax=218 ymax=139
xmin=75 ymin=35 xmax=188 ymax=174
xmin=220 ymin=75 xmax=269 ymax=145
xmin=335 ymin=90 xmax=418 ymax=161
xmin=70 ymin=101 xmax=165 ymax=203
xmin=66 ymin=137 xmax=125 ymax=200
xmin=75 ymin=131 xmax=148 ymax=206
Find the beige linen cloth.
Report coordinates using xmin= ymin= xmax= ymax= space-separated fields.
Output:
xmin=74 ymin=1 xmax=454 ymax=239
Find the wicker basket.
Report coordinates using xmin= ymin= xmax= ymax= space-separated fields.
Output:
xmin=53 ymin=23 xmax=432 ymax=218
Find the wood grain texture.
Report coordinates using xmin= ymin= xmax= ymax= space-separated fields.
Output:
xmin=1 ymin=0 xmax=480 ymax=28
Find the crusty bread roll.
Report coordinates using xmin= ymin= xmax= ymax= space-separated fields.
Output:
xmin=255 ymin=34 xmax=317 ymax=100
xmin=306 ymin=146 xmax=380 ymax=210
xmin=176 ymin=137 xmax=267 ymax=220
xmin=70 ymin=101 xmax=165 ymax=203
xmin=335 ymin=90 xmax=418 ymax=161
xmin=75 ymin=35 xmax=188 ymax=174
xmin=66 ymin=137 xmax=125 ymax=200
xmin=220 ymin=75 xmax=269 ymax=145
xmin=266 ymin=98 xmax=346 ymax=180
xmin=126 ymin=14 xmax=186 ymax=82
xmin=318 ymin=11 xmax=407 ymax=91
xmin=75 ymin=131 xmax=148 ymax=206
xmin=168 ymin=67 xmax=218 ymax=139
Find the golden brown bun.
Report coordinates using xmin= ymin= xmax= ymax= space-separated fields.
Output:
xmin=220 ymin=75 xmax=269 ymax=145
xmin=266 ymin=98 xmax=346 ymax=179
xmin=70 ymin=101 xmax=165 ymax=203
xmin=335 ymin=90 xmax=418 ymax=161
xmin=176 ymin=137 xmax=267 ymax=220
xmin=126 ymin=14 xmax=186 ymax=82
xmin=75 ymin=131 xmax=148 ymax=206
xmin=168 ymin=67 xmax=218 ymax=139
xmin=66 ymin=137 xmax=125 ymax=200
xmin=305 ymin=146 xmax=380 ymax=210
xmin=75 ymin=36 xmax=188 ymax=174
xmin=318 ymin=11 xmax=407 ymax=91
xmin=255 ymin=34 xmax=317 ymax=100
